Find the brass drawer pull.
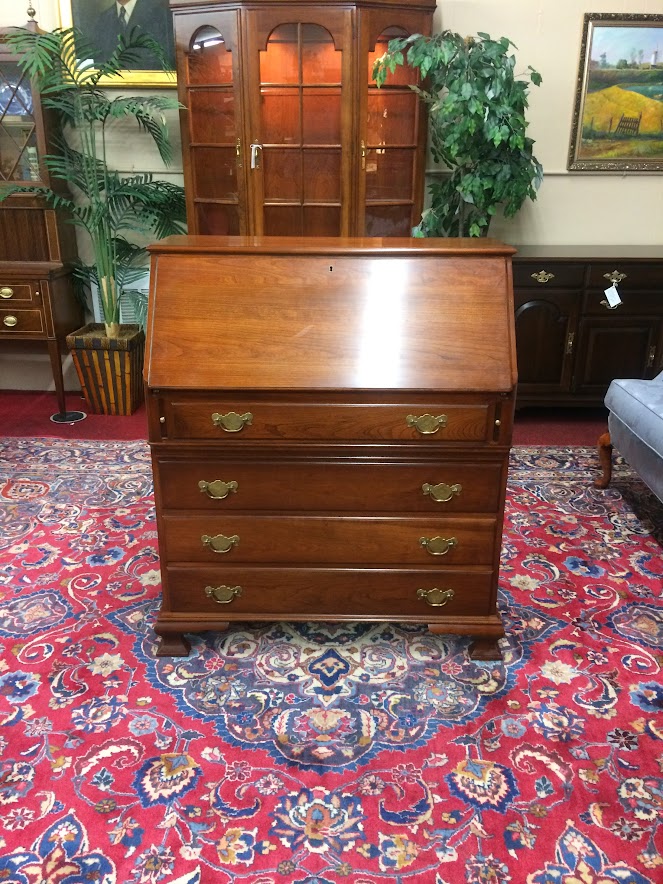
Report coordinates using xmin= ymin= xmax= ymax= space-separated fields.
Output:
xmin=212 ymin=411 xmax=253 ymax=432
xmin=406 ymin=414 xmax=447 ymax=435
xmin=417 ymin=587 xmax=455 ymax=607
xmin=201 ymin=533 xmax=239 ymax=553
xmin=0 ymin=286 xmax=14 ymax=299
xmin=205 ymin=584 xmax=242 ymax=604
xmin=2 ymin=315 xmax=18 ymax=328
xmin=531 ymin=271 xmax=554 ymax=284
xmin=420 ymin=535 xmax=458 ymax=555
xmin=603 ymin=270 xmax=627 ymax=285
xmin=199 ymin=479 xmax=238 ymax=499
xmin=422 ymin=482 xmax=462 ymax=503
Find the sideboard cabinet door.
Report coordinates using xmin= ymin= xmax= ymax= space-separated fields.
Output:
xmin=171 ymin=0 xmax=435 ymax=237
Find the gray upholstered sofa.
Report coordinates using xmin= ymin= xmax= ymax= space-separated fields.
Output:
xmin=596 ymin=369 xmax=663 ymax=503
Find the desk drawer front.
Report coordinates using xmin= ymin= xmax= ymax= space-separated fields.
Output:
xmin=166 ymin=401 xmax=492 ymax=442
xmin=513 ymin=263 xmax=585 ymax=289
xmin=162 ymin=514 xmax=497 ymax=564
xmin=165 ymin=565 xmax=495 ymax=617
xmin=0 ymin=308 xmax=44 ymax=334
xmin=587 ymin=262 xmax=663 ymax=291
xmin=0 ymin=283 xmax=35 ymax=303
xmin=156 ymin=458 xmax=504 ymax=513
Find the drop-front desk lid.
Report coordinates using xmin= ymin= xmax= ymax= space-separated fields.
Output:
xmin=145 ymin=236 xmax=517 ymax=392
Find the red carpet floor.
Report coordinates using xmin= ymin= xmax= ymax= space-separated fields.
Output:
xmin=0 ymin=439 xmax=660 ymax=883
xmin=0 ymin=390 xmax=606 ymax=446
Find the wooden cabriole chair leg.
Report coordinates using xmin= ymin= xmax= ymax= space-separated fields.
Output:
xmin=594 ymin=431 xmax=613 ymax=489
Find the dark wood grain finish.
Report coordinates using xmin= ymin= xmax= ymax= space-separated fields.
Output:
xmin=146 ymin=236 xmax=517 ymax=659
xmin=513 ymin=248 xmax=663 ymax=407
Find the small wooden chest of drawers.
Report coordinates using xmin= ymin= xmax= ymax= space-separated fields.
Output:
xmin=145 ymin=236 xmax=517 ymax=659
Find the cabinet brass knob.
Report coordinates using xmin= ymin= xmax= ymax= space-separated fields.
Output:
xmin=201 ymin=533 xmax=239 ymax=553
xmin=531 ymin=271 xmax=554 ymax=284
xmin=212 ymin=411 xmax=253 ymax=433
xmin=0 ymin=286 xmax=14 ymax=299
xmin=422 ymin=482 xmax=462 ymax=503
xmin=199 ymin=479 xmax=239 ymax=499
xmin=204 ymin=584 xmax=242 ymax=604
xmin=419 ymin=535 xmax=458 ymax=555
xmin=417 ymin=587 xmax=455 ymax=607
xmin=603 ymin=270 xmax=626 ymax=285
xmin=406 ymin=414 xmax=447 ymax=435
xmin=2 ymin=315 xmax=18 ymax=328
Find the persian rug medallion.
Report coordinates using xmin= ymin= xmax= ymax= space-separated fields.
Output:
xmin=0 ymin=439 xmax=661 ymax=884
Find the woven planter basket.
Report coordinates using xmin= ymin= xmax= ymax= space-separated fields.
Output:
xmin=66 ymin=323 xmax=145 ymax=416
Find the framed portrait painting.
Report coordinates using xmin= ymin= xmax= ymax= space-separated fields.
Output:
xmin=568 ymin=12 xmax=663 ymax=171
xmin=58 ymin=0 xmax=176 ymax=88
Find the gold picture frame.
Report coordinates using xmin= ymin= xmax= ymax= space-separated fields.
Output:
xmin=568 ymin=12 xmax=663 ymax=172
xmin=58 ymin=0 xmax=176 ymax=88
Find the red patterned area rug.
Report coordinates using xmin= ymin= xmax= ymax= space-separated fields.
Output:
xmin=0 ymin=439 xmax=661 ymax=884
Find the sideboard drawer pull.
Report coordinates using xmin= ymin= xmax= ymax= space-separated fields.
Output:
xmin=603 ymin=270 xmax=627 ymax=285
xmin=417 ymin=587 xmax=455 ymax=607
xmin=531 ymin=271 xmax=555 ymax=284
xmin=2 ymin=315 xmax=18 ymax=328
xmin=422 ymin=482 xmax=462 ymax=503
xmin=212 ymin=411 xmax=253 ymax=432
xmin=406 ymin=413 xmax=447 ymax=435
xmin=201 ymin=533 xmax=239 ymax=553
xmin=198 ymin=479 xmax=239 ymax=499
xmin=204 ymin=584 xmax=242 ymax=604
xmin=419 ymin=535 xmax=458 ymax=555
xmin=0 ymin=286 xmax=14 ymax=299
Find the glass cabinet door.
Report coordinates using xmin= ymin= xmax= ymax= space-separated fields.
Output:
xmin=248 ymin=15 xmax=350 ymax=236
xmin=177 ymin=14 xmax=246 ymax=234
xmin=0 ymin=62 xmax=40 ymax=184
xmin=362 ymin=26 xmax=423 ymax=236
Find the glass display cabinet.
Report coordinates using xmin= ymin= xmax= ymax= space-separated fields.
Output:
xmin=0 ymin=20 xmax=84 ymax=421
xmin=170 ymin=0 xmax=436 ymax=237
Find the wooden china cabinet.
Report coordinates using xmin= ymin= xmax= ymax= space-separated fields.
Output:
xmin=169 ymin=0 xmax=435 ymax=237
xmin=0 ymin=21 xmax=83 ymax=419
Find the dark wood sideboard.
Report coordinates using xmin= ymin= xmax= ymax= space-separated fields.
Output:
xmin=513 ymin=246 xmax=663 ymax=407
xmin=144 ymin=236 xmax=518 ymax=660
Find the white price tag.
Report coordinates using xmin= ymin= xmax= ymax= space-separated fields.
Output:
xmin=604 ymin=284 xmax=622 ymax=308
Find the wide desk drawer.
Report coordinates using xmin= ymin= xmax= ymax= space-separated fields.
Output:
xmin=513 ymin=262 xmax=586 ymax=289
xmin=164 ymin=565 xmax=495 ymax=617
xmin=0 ymin=282 xmax=36 ymax=304
xmin=0 ymin=308 xmax=44 ymax=335
xmin=164 ymin=400 xmax=492 ymax=443
xmin=161 ymin=514 xmax=497 ymax=565
xmin=587 ymin=262 xmax=663 ymax=291
xmin=155 ymin=458 xmax=505 ymax=513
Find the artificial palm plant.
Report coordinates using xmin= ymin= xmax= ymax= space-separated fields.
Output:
xmin=373 ymin=30 xmax=543 ymax=237
xmin=1 ymin=25 xmax=186 ymax=337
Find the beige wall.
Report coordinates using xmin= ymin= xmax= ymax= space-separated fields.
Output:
xmin=1 ymin=0 xmax=662 ymax=391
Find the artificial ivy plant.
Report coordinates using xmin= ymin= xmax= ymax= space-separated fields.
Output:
xmin=373 ymin=30 xmax=543 ymax=237
xmin=1 ymin=26 xmax=186 ymax=336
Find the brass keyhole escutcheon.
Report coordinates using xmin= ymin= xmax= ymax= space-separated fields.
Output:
xmin=199 ymin=479 xmax=239 ymax=500
xmin=420 ymin=535 xmax=458 ymax=556
xmin=2 ymin=315 xmax=18 ymax=327
xmin=0 ymin=286 xmax=14 ymax=299
xmin=406 ymin=414 xmax=447 ymax=435
xmin=417 ymin=587 xmax=455 ymax=607
xmin=211 ymin=411 xmax=253 ymax=433
xmin=422 ymin=482 xmax=462 ymax=503
xmin=204 ymin=584 xmax=242 ymax=604
xmin=201 ymin=533 xmax=239 ymax=554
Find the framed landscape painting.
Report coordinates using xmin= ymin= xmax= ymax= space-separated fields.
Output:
xmin=568 ymin=12 xmax=663 ymax=171
xmin=58 ymin=0 xmax=176 ymax=88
